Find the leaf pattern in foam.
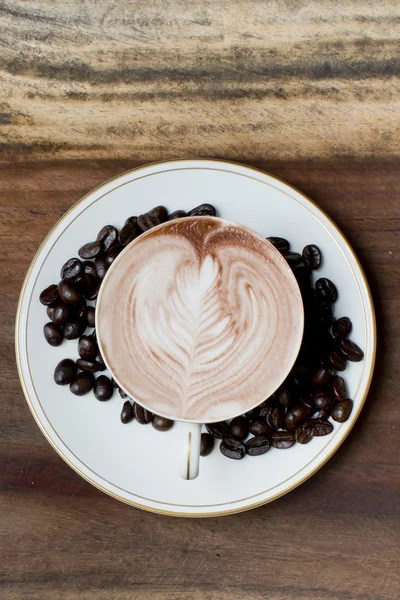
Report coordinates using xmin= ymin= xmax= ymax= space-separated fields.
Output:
xmin=100 ymin=219 xmax=304 ymax=421
xmin=138 ymin=254 xmax=237 ymax=415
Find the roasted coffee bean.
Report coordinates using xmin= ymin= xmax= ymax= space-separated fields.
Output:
xmin=94 ymin=256 xmax=108 ymax=280
xmin=78 ymin=278 xmax=96 ymax=301
xmin=299 ymin=392 xmax=315 ymax=410
xmin=86 ymin=281 xmax=101 ymax=301
xmin=282 ymin=252 xmax=303 ymax=267
xmin=118 ymin=387 xmax=128 ymax=399
xmin=82 ymin=261 xmax=97 ymax=278
xmin=74 ymin=273 xmax=97 ymax=297
xmin=168 ymin=210 xmax=187 ymax=220
xmin=303 ymin=418 xmax=333 ymax=437
xmin=338 ymin=339 xmax=364 ymax=362
xmin=152 ymin=415 xmax=174 ymax=431
xmin=328 ymin=349 xmax=347 ymax=371
xmin=230 ymin=416 xmax=249 ymax=440
xmin=70 ymin=372 xmax=95 ymax=396
xmin=125 ymin=216 xmax=138 ymax=225
xmin=187 ymin=203 xmax=216 ymax=217
xmin=151 ymin=205 xmax=168 ymax=220
xmin=75 ymin=302 xmax=91 ymax=322
xmin=46 ymin=304 xmax=56 ymax=321
xmin=312 ymin=388 xmax=332 ymax=410
xmin=302 ymin=244 xmax=322 ymax=270
xmin=87 ymin=306 xmax=96 ymax=328
xmin=54 ymin=359 xmax=77 ymax=385
xmin=284 ymin=404 xmax=312 ymax=431
xmin=200 ymin=433 xmax=214 ymax=456
xmin=43 ymin=322 xmax=63 ymax=346
xmin=332 ymin=317 xmax=352 ymax=339
xmin=105 ymin=244 xmax=123 ymax=266
xmin=249 ymin=417 xmax=272 ymax=437
xmin=76 ymin=301 xmax=92 ymax=321
xmin=72 ymin=300 xmax=88 ymax=321
xmin=39 ymin=284 xmax=60 ymax=305
xmin=64 ymin=320 xmax=86 ymax=340
xmin=121 ymin=401 xmax=134 ymax=424
xmin=47 ymin=302 xmax=70 ymax=325
xmin=331 ymin=375 xmax=348 ymax=401
xmin=206 ymin=421 xmax=230 ymax=439
xmin=96 ymin=225 xmax=118 ymax=252
xmin=73 ymin=300 xmax=87 ymax=322
xmin=76 ymin=359 xmax=99 ymax=373
xmin=316 ymin=278 xmax=338 ymax=303
xmin=94 ymin=375 xmax=114 ymax=401
xmin=58 ymin=279 xmax=81 ymax=305
xmin=266 ymin=237 xmax=290 ymax=252
xmin=245 ymin=436 xmax=270 ymax=456
xmin=78 ymin=241 xmax=102 ymax=260
xmin=78 ymin=335 xmax=97 ymax=360
xmin=331 ymin=399 xmax=353 ymax=423
xmin=119 ymin=220 xmax=141 ymax=246
xmin=220 ymin=437 xmax=245 ymax=460
xmin=60 ymin=257 xmax=82 ymax=280
xmin=94 ymin=350 xmax=106 ymax=371
xmin=264 ymin=405 xmax=284 ymax=430
xmin=295 ymin=425 xmax=312 ymax=445
xmin=271 ymin=431 xmax=295 ymax=449
xmin=257 ymin=406 xmax=269 ymax=419
xmin=75 ymin=297 xmax=89 ymax=317
xmin=111 ymin=378 xmax=118 ymax=389
xmin=331 ymin=337 xmax=343 ymax=355
xmin=312 ymin=408 xmax=330 ymax=419
xmin=311 ymin=366 xmax=334 ymax=387
xmin=276 ymin=385 xmax=294 ymax=407
xmin=137 ymin=206 xmax=168 ymax=231
xmin=134 ymin=403 xmax=153 ymax=424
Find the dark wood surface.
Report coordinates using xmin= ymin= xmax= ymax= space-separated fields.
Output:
xmin=1 ymin=159 xmax=399 ymax=600
xmin=1 ymin=0 xmax=400 ymax=597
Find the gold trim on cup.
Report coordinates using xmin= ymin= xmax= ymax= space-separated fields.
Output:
xmin=15 ymin=159 xmax=376 ymax=517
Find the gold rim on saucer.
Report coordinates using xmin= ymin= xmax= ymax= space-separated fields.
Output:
xmin=15 ymin=159 xmax=376 ymax=517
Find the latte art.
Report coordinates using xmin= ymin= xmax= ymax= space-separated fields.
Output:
xmin=97 ymin=218 xmax=303 ymax=422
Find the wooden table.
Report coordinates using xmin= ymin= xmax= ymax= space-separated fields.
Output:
xmin=1 ymin=2 xmax=399 ymax=599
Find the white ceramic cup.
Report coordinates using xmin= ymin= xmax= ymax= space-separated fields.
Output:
xmin=96 ymin=216 xmax=304 ymax=480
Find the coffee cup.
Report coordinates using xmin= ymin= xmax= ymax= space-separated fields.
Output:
xmin=96 ymin=217 xmax=304 ymax=479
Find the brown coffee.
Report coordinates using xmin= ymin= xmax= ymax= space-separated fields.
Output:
xmin=96 ymin=217 xmax=303 ymax=422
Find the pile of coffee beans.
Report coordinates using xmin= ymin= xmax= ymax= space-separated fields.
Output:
xmin=202 ymin=236 xmax=364 ymax=460
xmin=40 ymin=204 xmax=216 ymax=432
xmin=40 ymin=204 xmax=363 ymax=459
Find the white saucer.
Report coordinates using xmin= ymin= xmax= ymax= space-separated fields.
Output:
xmin=16 ymin=159 xmax=376 ymax=517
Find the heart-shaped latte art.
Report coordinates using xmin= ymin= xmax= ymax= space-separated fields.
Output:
xmin=97 ymin=218 xmax=303 ymax=422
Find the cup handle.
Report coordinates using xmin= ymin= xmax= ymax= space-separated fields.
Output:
xmin=178 ymin=422 xmax=201 ymax=480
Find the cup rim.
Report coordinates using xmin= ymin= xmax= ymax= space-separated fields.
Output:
xmin=96 ymin=215 xmax=305 ymax=423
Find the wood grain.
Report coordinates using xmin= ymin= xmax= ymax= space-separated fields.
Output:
xmin=0 ymin=0 xmax=399 ymax=162
xmin=1 ymin=0 xmax=399 ymax=597
xmin=1 ymin=159 xmax=399 ymax=600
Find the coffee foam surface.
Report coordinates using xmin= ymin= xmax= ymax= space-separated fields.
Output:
xmin=97 ymin=218 xmax=303 ymax=422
